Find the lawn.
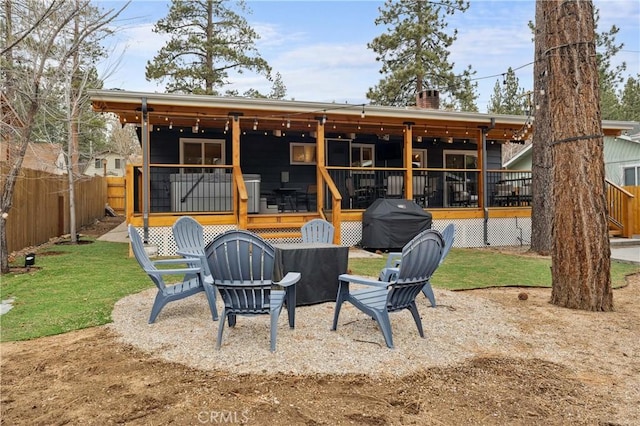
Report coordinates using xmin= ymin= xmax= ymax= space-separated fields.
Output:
xmin=1 ymin=240 xmax=637 ymax=342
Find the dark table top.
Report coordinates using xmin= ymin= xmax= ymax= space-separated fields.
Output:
xmin=272 ymin=243 xmax=349 ymax=306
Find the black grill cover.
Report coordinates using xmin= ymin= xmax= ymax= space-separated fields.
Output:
xmin=361 ymin=198 xmax=432 ymax=250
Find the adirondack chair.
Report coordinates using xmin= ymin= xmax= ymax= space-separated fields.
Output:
xmin=378 ymin=224 xmax=455 ymax=307
xmin=204 ymin=230 xmax=301 ymax=352
xmin=172 ymin=216 xmax=218 ymax=320
xmin=301 ymin=218 xmax=335 ymax=243
xmin=128 ymin=225 xmax=217 ymax=324
xmin=332 ymin=229 xmax=444 ymax=349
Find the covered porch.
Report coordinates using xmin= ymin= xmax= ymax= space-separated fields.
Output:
xmin=90 ymin=90 xmax=630 ymax=253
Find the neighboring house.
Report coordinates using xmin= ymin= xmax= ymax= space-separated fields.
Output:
xmin=503 ymin=133 xmax=640 ymax=187
xmin=83 ymin=151 xmax=128 ymax=177
xmin=0 ymin=142 xmax=68 ymax=175
xmin=89 ymin=89 xmax=635 ymax=254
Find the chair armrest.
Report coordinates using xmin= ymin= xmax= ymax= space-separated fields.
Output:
xmin=153 ymin=257 xmax=202 ymax=267
xmin=338 ymin=273 xmax=389 ymax=288
xmin=384 ymin=252 xmax=402 ymax=268
xmin=275 ymin=271 xmax=301 ymax=287
xmin=378 ymin=267 xmax=399 ymax=282
xmin=176 ymin=248 xmax=204 ymax=258
xmin=150 ymin=266 xmax=203 ymax=276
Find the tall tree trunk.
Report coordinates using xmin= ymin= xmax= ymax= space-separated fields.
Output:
xmin=530 ymin=0 xmax=553 ymax=255
xmin=543 ymin=0 xmax=612 ymax=311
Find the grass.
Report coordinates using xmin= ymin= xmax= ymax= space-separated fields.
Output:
xmin=1 ymin=240 xmax=638 ymax=342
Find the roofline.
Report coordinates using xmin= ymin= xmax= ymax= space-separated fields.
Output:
xmin=503 ymin=144 xmax=532 ymax=168
xmin=503 ymin=133 xmax=640 ymax=168
xmin=88 ymin=89 xmax=637 ymax=134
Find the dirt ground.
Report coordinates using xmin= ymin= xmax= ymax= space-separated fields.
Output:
xmin=1 ymin=217 xmax=639 ymax=425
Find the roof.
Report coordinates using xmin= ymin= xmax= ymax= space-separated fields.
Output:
xmin=503 ymin=133 xmax=640 ymax=168
xmin=22 ymin=142 xmax=67 ymax=174
xmin=88 ymin=90 xmax=637 ymax=142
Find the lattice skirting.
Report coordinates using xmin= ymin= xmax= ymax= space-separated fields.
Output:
xmin=132 ymin=217 xmax=532 ymax=256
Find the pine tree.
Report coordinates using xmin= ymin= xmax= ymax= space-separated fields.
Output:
xmin=538 ymin=0 xmax=613 ymax=311
xmin=487 ymin=68 xmax=527 ymax=115
xmin=366 ymin=0 xmax=477 ymax=111
xmin=145 ymin=0 xmax=271 ymax=95
xmin=619 ymin=75 xmax=640 ymax=121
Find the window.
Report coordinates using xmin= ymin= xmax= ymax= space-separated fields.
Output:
xmin=351 ymin=144 xmax=374 ymax=167
xmin=623 ymin=165 xmax=639 ymax=186
xmin=443 ymin=150 xmax=479 ymax=206
xmin=290 ymin=143 xmax=316 ymax=165
xmin=115 ymin=158 xmax=122 ymax=169
xmin=180 ymin=138 xmax=225 ymax=171
xmin=94 ymin=158 xmax=102 ymax=168
xmin=412 ymin=149 xmax=427 ymax=168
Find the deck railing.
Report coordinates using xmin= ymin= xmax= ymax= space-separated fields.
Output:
xmin=128 ymin=164 xmax=536 ymax=215
xmin=606 ymin=179 xmax=635 ymax=238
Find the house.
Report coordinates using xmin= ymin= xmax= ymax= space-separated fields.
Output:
xmin=503 ymin=133 xmax=640 ymax=187
xmin=503 ymin=131 xmax=640 ymax=237
xmin=89 ymin=89 xmax=636 ymax=254
xmin=83 ymin=151 xmax=129 ymax=177
xmin=0 ymin=141 xmax=68 ymax=175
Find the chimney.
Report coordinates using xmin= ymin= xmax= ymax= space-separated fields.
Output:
xmin=416 ymin=89 xmax=440 ymax=109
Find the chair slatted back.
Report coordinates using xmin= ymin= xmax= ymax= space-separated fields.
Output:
xmin=205 ymin=230 xmax=275 ymax=284
xmin=301 ymin=219 xmax=335 ymax=243
xmin=128 ymin=225 xmax=164 ymax=289
xmin=439 ymin=223 xmax=455 ymax=265
xmin=388 ymin=230 xmax=443 ymax=309
xmin=205 ymin=230 xmax=277 ymax=315
xmin=172 ymin=216 xmax=212 ymax=276
xmin=173 ymin=216 xmax=205 ymax=252
xmin=386 ymin=175 xmax=404 ymax=197
xmin=412 ymin=175 xmax=427 ymax=194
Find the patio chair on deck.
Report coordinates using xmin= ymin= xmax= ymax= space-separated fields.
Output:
xmin=412 ymin=175 xmax=428 ymax=207
xmin=204 ymin=230 xmax=301 ymax=352
xmin=128 ymin=225 xmax=216 ymax=324
xmin=378 ymin=223 xmax=455 ymax=307
xmin=345 ymin=177 xmax=370 ymax=209
xmin=172 ymin=216 xmax=218 ymax=320
xmin=332 ymin=229 xmax=444 ymax=348
xmin=385 ymin=175 xmax=404 ymax=198
xmin=301 ymin=218 xmax=335 ymax=244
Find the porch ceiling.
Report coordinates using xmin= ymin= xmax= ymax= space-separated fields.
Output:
xmin=90 ymin=90 xmax=634 ymax=141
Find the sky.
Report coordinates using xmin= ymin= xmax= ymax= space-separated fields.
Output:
xmin=96 ymin=0 xmax=640 ymax=113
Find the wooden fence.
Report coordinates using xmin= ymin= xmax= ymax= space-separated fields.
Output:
xmin=1 ymin=166 xmax=108 ymax=253
xmin=106 ymin=176 xmax=125 ymax=215
xmin=623 ymin=186 xmax=640 ymax=236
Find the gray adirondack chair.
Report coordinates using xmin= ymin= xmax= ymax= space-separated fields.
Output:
xmin=301 ymin=218 xmax=335 ymax=243
xmin=378 ymin=223 xmax=455 ymax=307
xmin=332 ymin=229 xmax=444 ymax=349
xmin=128 ymin=225 xmax=217 ymax=324
xmin=204 ymin=230 xmax=301 ymax=352
xmin=172 ymin=216 xmax=218 ymax=320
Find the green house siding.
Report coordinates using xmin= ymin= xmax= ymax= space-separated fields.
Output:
xmin=505 ymin=136 xmax=640 ymax=186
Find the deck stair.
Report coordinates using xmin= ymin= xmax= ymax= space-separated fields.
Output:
xmin=246 ymin=212 xmax=321 ymax=241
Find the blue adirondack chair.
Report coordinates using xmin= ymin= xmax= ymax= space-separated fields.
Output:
xmin=332 ymin=229 xmax=444 ymax=349
xmin=204 ymin=230 xmax=301 ymax=352
xmin=378 ymin=223 xmax=455 ymax=307
xmin=128 ymin=225 xmax=217 ymax=324
xmin=172 ymin=216 xmax=218 ymax=320
xmin=301 ymin=218 xmax=335 ymax=243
